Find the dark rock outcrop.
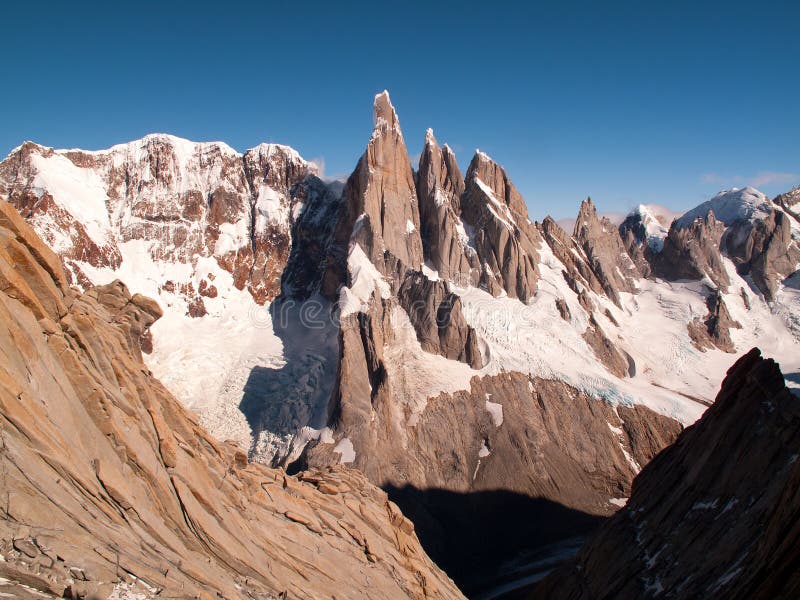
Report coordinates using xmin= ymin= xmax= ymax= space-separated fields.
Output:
xmin=280 ymin=175 xmax=342 ymax=297
xmin=533 ymin=348 xmax=800 ymax=600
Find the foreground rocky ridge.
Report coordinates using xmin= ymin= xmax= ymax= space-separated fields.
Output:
xmin=0 ymin=199 xmax=462 ymax=599
xmin=532 ymin=348 xmax=800 ymax=600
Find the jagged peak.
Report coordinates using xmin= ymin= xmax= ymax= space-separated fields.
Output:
xmin=575 ymin=196 xmax=597 ymax=222
xmin=372 ymin=90 xmax=401 ymax=136
xmin=474 ymin=148 xmax=493 ymax=163
xmin=424 ymin=128 xmax=437 ymax=147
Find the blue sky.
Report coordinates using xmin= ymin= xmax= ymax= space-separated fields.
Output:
xmin=3 ymin=0 xmax=799 ymax=220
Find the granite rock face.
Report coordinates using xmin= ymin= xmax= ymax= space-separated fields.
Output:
xmin=573 ymin=197 xmax=641 ymax=307
xmin=459 ymin=151 xmax=541 ymax=300
xmin=533 ymin=348 xmax=800 ymax=600
xmin=305 ymin=322 xmax=681 ymax=590
xmin=722 ymin=208 xmax=800 ymax=301
xmin=416 ymin=130 xmax=479 ymax=283
xmin=323 ymin=91 xmax=424 ymax=298
xmin=687 ymin=291 xmax=742 ymax=353
xmin=655 ymin=211 xmax=730 ymax=290
xmin=0 ymin=199 xmax=463 ymax=600
xmin=398 ymin=270 xmax=484 ymax=369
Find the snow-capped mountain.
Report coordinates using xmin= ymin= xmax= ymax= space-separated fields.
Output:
xmin=2 ymin=91 xmax=799 ymax=591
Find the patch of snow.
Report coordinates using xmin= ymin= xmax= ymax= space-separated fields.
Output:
xmin=422 ymin=263 xmax=440 ymax=281
xmin=478 ymin=439 xmax=492 ymax=458
xmin=691 ymin=499 xmax=719 ymax=510
xmin=30 ymin=152 xmax=113 ymax=248
xmin=338 ymin=243 xmax=391 ymax=316
xmin=406 ymin=219 xmax=417 ymax=234
xmin=631 ymin=204 xmax=670 ymax=252
xmin=333 ymin=437 xmax=356 ymax=463
xmin=609 ymin=497 xmax=628 ymax=507
xmin=485 ymin=395 xmax=504 ymax=426
xmin=383 ymin=305 xmax=479 ymax=427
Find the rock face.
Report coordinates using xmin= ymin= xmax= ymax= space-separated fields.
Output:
xmin=533 ymin=348 xmax=800 ymax=600
xmin=323 ymin=91 xmax=424 ymax=297
xmin=280 ymin=174 xmax=343 ymax=298
xmin=0 ymin=199 xmax=463 ymax=599
xmin=723 ymin=208 xmax=800 ymax=301
xmin=650 ymin=187 xmax=800 ymax=301
xmin=573 ymin=198 xmax=641 ymax=306
xmin=416 ymin=130 xmax=478 ymax=282
xmin=0 ymin=134 xmax=323 ymax=307
xmin=397 ymin=270 xmax=484 ymax=369
xmin=687 ymin=291 xmax=742 ymax=353
xmin=775 ymin=185 xmax=800 ymax=223
xmin=459 ymin=151 xmax=541 ymax=300
xmin=655 ymin=211 xmax=730 ymax=290
xmin=540 ymin=216 xmax=605 ymax=297
xmin=305 ymin=357 xmax=681 ymax=591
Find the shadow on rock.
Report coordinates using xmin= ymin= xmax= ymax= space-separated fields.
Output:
xmin=384 ymin=485 xmax=603 ymax=596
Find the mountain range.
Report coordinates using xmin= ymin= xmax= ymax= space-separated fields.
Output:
xmin=1 ymin=91 xmax=799 ymax=598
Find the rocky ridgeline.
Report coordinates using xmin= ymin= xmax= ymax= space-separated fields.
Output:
xmin=0 ymin=135 xmax=328 ymax=309
xmin=0 ymin=200 xmax=462 ymax=599
xmin=533 ymin=348 xmax=800 ymax=599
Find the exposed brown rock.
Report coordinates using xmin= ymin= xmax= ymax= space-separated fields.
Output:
xmin=655 ymin=211 xmax=730 ymax=290
xmin=0 ymin=199 xmax=463 ymax=599
xmin=397 ymin=270 xmax=484 ymax=368
xmin=723 ymin=208 xmax=800 ymax=301
xmin=306 ymin=305 xmax=680 ymax=591
xmin=582 ymin=313 xmax=633 ymax=378
xmin=323 ymin=92 xmax=424 ymax=298
xmin=416 ymin=130 xmax=479 ymax=282
xmin=459 ymin=152 xmax=541 ymax=300
xmin=540 ymin=216 xmax=605 ymax=296
xmin=533 ymin=348 xmax=800 ymax=600
xmin=688 ymin=291 xmax=742 ymax=353
xmin=573 ymin=198 xmax=641 ymax=306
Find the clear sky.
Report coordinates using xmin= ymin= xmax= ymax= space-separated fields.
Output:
xmin=3 ymin=0 xmax=799 ymax=220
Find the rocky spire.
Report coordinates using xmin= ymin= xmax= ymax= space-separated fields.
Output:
xmin=573 ymin=197 xmax=642 ymax=306
xmin=322 ymin=91 xmax=424 ymax=297
xmin=459 ymin=150 xmax=541 ymax=300
xmin=416 ymin=129 xmax=478 ymax=282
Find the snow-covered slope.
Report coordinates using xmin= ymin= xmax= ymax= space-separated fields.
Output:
xmin=675 ymin=187 xmax=773 ymax=228
xmin=0 ymin=135 xmax=343 ymax=462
